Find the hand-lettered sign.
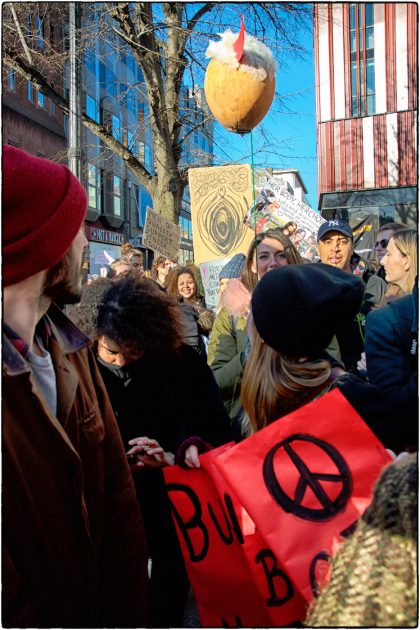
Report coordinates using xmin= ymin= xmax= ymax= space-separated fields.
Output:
xmin=214 ymin=389 xmax=392 ymax=601
xmin=199 ymin=257 xmax=230 ymax=311
xmin=164 ymin=443 xmax=306 ymax=627
xmin=142 ymin=206 xmax=181 ymax=259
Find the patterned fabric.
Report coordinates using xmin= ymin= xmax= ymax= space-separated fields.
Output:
xmin=306 ymin=454 xmax=417 ymax=627
xmin=3 ymin=319 xmax=52 ymax=359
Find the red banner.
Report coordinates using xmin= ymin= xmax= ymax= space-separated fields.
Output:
xmin=164 ymin=443 xmax=306 ymax=627
xmin=164 ymin=390 xmax=391 ymax=623
xmin=214 ymin=389 xmax=392 ymax=601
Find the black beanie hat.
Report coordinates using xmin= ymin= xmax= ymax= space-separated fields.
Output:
xmin=251 ymin=263 xmax=365 ymax=357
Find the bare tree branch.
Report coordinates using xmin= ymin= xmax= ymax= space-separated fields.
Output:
xmin=3 ymin=2 xmax=312 ymax=222
xmin=10 ymin=4 xmax=33 ymax=65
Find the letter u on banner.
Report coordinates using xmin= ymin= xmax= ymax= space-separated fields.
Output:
xmin=213 ymin=389 xmax=392 ymax=601
xmin=164 ymin=443 xmax=306 ymax=627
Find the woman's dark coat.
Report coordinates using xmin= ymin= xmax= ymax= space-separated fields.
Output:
xmin=97 ymin=343 xmax=232 ymax=626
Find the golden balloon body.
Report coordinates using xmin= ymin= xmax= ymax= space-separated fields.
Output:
xmin=204 ymin=59 xmax=275 ymax=134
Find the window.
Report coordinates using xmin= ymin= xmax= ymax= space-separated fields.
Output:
xmin=85 ymin=48 xmax=96 ymax=75
xmin=87 ymin=163 xmax=101 ymax=210
xmin=49 ymin=23 xmax=55 ymax=46
xmin=112 ymin=114 xmax=122 ymax=142
xmin=127 ymin=88 xmax=136 ymax=115
xmin=105 ymin=67 xmax=117 ymax=97
xmin=119 ymin=48 xmax=127 ymax=65
xmin=102 ymin=109 xmax=112 ymax=133
xmin=9 ymin=68 xmax=15 ymax=90
xmin=27 ymin=81 xmax=34 ymax=101
xmin=38 ymin=91 xmax=46 ymax=108
xmin=179 ymin=217 xmax=193 ymax=241
xmin=50 ymin=99 xmax=55 ymax=114
xmin=113 ymin=176 xmax=122 ymax=217
xmin=35 ymin=14 xmax=45 ymax=48
xmin=86 ymin=94 xmax=100 ymax=122
xmin=145 ymin=144 xmax=154 ymax=172
xmin=127 ymin=130 xmax=138 ymax=157
xmin=62 ymin=22 xmax=69 ymax=52
xmin=139 ymin=186 xmax=152 ymax=227
xmin=349 ymin=3 xmax=375 ymax=117
xmin=126 ymin=52 xmax=136 ymax=74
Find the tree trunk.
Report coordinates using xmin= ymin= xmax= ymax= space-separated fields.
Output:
xmin=152 ymin=164 xmax=185 ymax=223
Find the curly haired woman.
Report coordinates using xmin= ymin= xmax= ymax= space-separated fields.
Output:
xmin=166 ymin=265 xmax=215 ymax=356
xmin=70 ymin=275 xmax=231 ymax=627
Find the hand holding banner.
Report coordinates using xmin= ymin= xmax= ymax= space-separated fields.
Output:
xmin=214 ymin=389 xmax=392 ymax=601
xmin=164 ymin=444 xmax=306 ymax=627
xmin=164 ymin=390 xmax=391 ymax=625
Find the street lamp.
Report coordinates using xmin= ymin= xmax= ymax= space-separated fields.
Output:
xmin=68 ymin=2 xmax=83 ymax=179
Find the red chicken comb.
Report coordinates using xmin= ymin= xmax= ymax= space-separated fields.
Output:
xmin=233 ymin=15 xmax=245 ymax=62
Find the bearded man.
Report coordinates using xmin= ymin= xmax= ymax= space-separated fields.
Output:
xmin=2 ymin=146 xmax=149 ymax=628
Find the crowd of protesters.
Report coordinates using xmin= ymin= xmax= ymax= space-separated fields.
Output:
xmin=3 ymin=146 xmax=417 ymax=628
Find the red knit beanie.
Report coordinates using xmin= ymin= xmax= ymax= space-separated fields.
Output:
xmin=3 ymin=145 xmax=87 ymax=287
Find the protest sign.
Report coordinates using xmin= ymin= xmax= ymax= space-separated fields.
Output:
xmin=142 ymin=206 xmax=181 ymax=259
xmin=352 ymin=213 xmax=377 ymax=260
xmin=244 ymin=174 xmax=326 ymax=261
xmin=189 ymin=165 xmax=256 ymax=265
xmin=164 ymin=444 xmax=306 ymax=627
xmin=214 ymin=389 xmax=392 ymax=601
xmin=199 ymin=257 xmax=230 ymax=311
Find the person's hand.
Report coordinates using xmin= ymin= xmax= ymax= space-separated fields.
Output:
xmin=184 ymin=444 xmax=201 ymax=469
xmin=127 ymin=437 xmax=175 ymax=470
xmin=357 ymin=352 xmax=367 ymax=372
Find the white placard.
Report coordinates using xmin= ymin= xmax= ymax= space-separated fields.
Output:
xmin=199 ymin=257 xmax=231 ymax=311
xmin=244 ymin=175 xmax=325 ymax=260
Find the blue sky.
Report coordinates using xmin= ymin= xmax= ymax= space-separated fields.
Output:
xmin=211 ymin=26 xmax=318 ymax=210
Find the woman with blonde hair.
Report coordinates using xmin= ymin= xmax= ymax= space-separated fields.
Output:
xmin=380 ymin=228 xmax=417 ymax=301
xmin=207 ymin=228 xmax=303 ymax=427
xmin=121 ymin=242 xmax=145 ymax=277
xmin=239 ymin=263 xmax=405 ymax=452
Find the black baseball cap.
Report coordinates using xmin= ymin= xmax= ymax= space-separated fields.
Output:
xmin=317 ymin=218 xmax=353 ymax=242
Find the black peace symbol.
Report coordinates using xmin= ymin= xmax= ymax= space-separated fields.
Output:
xmin=263 ymin=433 xmax=352 ymax=522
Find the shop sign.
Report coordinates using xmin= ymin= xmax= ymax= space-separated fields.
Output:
xmin=85 ymin=226 xmax=124 ymax=245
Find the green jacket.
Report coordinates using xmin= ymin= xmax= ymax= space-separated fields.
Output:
xmin=207 ymin=279 xmax=250 ymax=419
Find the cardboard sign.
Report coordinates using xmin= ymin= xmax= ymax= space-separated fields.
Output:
xmin=199 ymin=257 xmax=230 ymax=311
xmin=244 ymin=174 xmax=325 ymax=261
xmin=188 ymin=165 xmax=256 ymax=265
xmin=164 ymin=444 xmax=306 ymax=627
xmin=142 ymin=206 xmax=181 ymax=259
xmin=214 ymin=389 xmax=392 ymax=601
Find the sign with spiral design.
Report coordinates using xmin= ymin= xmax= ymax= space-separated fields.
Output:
xmin=189 ymin=165 xmax=256 ymax=265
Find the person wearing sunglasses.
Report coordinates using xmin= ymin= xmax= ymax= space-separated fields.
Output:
xmin=374 ymin=222 xmax=407 ymax=279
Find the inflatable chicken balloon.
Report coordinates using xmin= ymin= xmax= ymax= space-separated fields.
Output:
xmin=204 ymin=18 xmax=277 ymax=134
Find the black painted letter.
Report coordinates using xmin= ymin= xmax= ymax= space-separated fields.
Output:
xmin=256 ymin=548 xmax=294 ymax=607
xmin=166 ymin=482 xmax=209 ymax=562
